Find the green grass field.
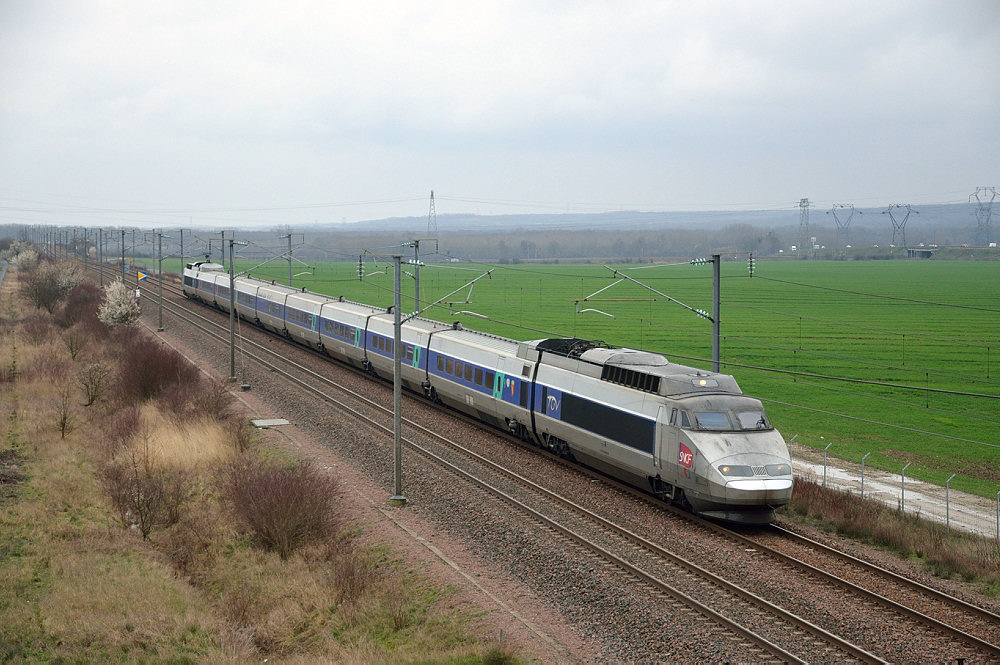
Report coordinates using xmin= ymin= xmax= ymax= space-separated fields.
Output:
xmin=151 ymin=255 xmax=1000 ymax=499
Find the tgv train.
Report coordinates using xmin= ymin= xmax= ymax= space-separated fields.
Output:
xmin=183 ymin=261 xmax=793 ymax=524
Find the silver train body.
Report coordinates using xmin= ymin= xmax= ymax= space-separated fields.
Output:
xmin=183 ymin=262 xmax=793 ymax=524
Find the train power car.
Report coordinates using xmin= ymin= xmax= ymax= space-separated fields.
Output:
xmin=183 ymin=262 xmax=793 ymax=523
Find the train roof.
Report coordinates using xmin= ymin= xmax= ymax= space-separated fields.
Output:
xmin=186 ymin=261 xmax=224 ymax=271
xmin=186 ymin=265 xmax=742 ymax=396
xmin=525 ymin=337 xmax=743 ymax=397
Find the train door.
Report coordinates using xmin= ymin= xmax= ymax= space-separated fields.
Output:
xmin=654 ymin=405 xmax=666 ymax=469
xmin=665 ymin=407 xmax=682 ymax=484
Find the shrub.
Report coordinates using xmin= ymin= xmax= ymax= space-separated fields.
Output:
xmin=21 ymin=261 xmax=74 ymax=312
xmin=225 ymin=417 xmax=258 ymax=454
xmin=329 ymin=549 xmax=378 ymax=605
xmin=58 ymin=282 xmax=103 ymax=329
xmin=21 ymin=313 xmax=53 ymax=343
xmin=222 ymin=457 xmax=339 ymax=559
xmin=113 ymin=334 xmax=201 ymax=406
xmin=98 ymin=428 xmax=191 ymax=539
xmin=8 ymin=248 xmax=37 ymax=272
xmin=99 ymin=405 xmax=141 ymax=457
xmin=158 ymin=376 xmax=234 ymax=422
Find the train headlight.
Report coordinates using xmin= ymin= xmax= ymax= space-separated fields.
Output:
xmin=766 ymin=463 xmax=791 ymax=476
xmin=718 ymin=464 xmax=753 ymax=477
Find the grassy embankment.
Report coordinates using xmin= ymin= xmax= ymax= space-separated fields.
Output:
xmin=0 ymin=258 xmax=517 ymax=662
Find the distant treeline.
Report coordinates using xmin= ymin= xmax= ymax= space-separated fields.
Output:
xmin=2 ymin=199 xmax=992 ymax=263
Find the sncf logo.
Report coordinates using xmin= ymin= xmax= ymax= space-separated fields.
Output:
xmin=678 ymin=443 xmax=693 ymax=468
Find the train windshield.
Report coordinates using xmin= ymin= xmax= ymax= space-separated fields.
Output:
xmin=736 ymin=410 xmax=771 ymax=430
xmin=693 ymin=411 xmax=731 ymax=430
xmin=687 ymin=409 xmax=773 ymax=432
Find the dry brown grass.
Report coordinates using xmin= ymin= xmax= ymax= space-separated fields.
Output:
xmin=134 ymin=405 xmax=238 ymax=470
xmin=782 ymin=477 xmax=1000 ymax=594
xmin=0 ymin=267 xmax=516 ymax=663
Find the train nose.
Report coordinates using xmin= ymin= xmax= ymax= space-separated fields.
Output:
xmin=723 ymin=478 xmax=793 ymax=505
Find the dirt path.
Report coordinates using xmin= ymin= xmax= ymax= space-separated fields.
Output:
xmin=790 ymin=442 xmax=998 ymax=537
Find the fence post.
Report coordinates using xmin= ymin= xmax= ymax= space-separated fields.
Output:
xmin=945 ymin=474 xmax=956 ymax=532
xmin=823 ymin=442 xmax=833 ymax=488
xmin=861 ymin=452 xmax=871 ymax=498
xmin=901 ymin=463 xmax=911 ymax=516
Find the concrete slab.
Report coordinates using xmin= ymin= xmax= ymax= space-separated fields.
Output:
xmin=251 ymin=418 xmax=291 ymax=428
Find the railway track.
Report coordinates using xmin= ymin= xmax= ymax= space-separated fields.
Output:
xmin=90 ymin=264 xmax=1000 ymax=661
xmin=141 ymin=271 xmax=878 ymax=662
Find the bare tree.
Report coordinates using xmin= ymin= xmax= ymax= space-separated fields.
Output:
xmin=99 ymin=423 xmax=189 ymax=540
xmin=63 ymin=327 xmax=86 ymax=360
xmin=77 ymin=362 xmax=109 ymax=406
xmin=56 ymin=385 xmax=73 ymax=439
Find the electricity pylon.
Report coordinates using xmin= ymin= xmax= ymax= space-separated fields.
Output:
xmin=970 ymin=187 xmax=996 ymax=246
xmin=882 ymin=204 xmax=917 ymax=247
xmin=827 ymin=204 xmax=861 ymax=245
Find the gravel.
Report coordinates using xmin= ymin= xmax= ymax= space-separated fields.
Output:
xmin=148 ymin=291 xmax=1000 ymax=663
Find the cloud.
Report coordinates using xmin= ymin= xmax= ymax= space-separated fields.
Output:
xmin=0 ymin=0 xmax=997 ymax=225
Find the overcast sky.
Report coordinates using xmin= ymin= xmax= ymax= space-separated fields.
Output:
xmin=2 ymin=1 xmax=998 ymax=229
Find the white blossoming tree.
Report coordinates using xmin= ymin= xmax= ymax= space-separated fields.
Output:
xmin=98 ymin=279 xmax=141 ymax=327
xmin=8 ymin=247 xmax=37 ymax=272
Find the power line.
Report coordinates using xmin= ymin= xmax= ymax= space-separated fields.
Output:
xmin=762 ymin=372 xmax=1000 ymax=426
xmin=763 ymin=397 xmax=1000 ymax=450
xmin=754 ymin=276 xmax=1000 ymax=313
xmin=724 ymin=301 xmax=995 ymax=348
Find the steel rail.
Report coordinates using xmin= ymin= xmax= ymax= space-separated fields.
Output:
xmin=144 ymin=282 xmax=882 ymax=664
xmin=89 ymin=263 xmax=973 ymax=661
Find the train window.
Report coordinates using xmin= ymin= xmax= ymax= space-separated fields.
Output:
xmin=455 ymin=361 xmax=463 ymax=378
xmin=670 ymin=408 xmax=677 ymax=426
xmin=680 ymin=411 xmax=691 ymax=428
xmin=484 ymin=371 xmax=494 ymax=389
xmin=464 ymin=364 xmax=473 ymax=381
xmin=522 ymin=365 xmax=531 ymax=377
xmin=736 ymin=411 xmax=770 ymax=430
xmin=474 ymin=368 xmax=483 ymax=385
xmin=446 ymin=358 xmax=453 ymax=374
xmin=694 ymin=411 xmax=731 ymax=431
xmin=437 ymin=356 xmax=444 ymax=371
xmin=387 ymin=340 xmax=393 ymax=355
xmin=405 ymin=345 xmax=414 ymax=362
